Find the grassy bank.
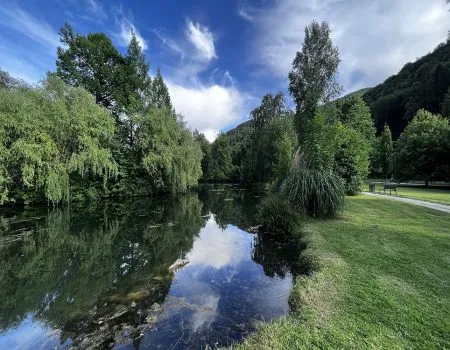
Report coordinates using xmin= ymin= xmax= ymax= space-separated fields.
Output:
xmin=364 ymin=183 xmax=450 ymax=205
xmin=238 ymin=196 xmax=450 ymax=349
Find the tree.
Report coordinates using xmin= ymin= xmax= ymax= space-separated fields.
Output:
xmin=209 ymin=134 xmax=234 ymax=181
xmin=442 ymin=86 xmax=450 ymax=117
xmin=0 ymin=75 xmax=117 ymax=204
xmin=394 ymin=110 xmax=450 ymax=186
xmin=120 ymin=33 xmax=152 ymax=147
xmin=289 ymin=21 xmax=342 ymax=141
xmin=251 ymin=93 xmax=285 ymax=133
xmin=151 ymin=68 xmax=172 ymax=110
xmin=379 ymin=124 xmax=393 ymax=182
xmin=134 ymin=108 xmax=202 ymax=193
xmin=194 ymin=131 xmax=212 ymax=181
xmin=56 ymin=23 xmax=124 ymax=118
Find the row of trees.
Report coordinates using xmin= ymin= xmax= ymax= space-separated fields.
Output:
xmin=0 ymin=24 xmax=202 ymax=205
xmin=374 ymin=110 xmax=450 ymax=185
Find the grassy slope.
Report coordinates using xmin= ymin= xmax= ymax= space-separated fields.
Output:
xmin=364 ymin=183 xmax=450 ymax=205
xmin=238 ymin=196 xmax=450 ymax=349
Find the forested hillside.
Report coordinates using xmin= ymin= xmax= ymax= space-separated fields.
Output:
xmin=363 ymin=40 xmax=450 ymax=138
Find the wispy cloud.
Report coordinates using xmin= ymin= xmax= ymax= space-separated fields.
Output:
xmin=113 ymin=7 xmax=147 ymax=50
xmin=85 ymin=0 xmax=107 ymax=19
xmin=245 ymin=0 xmax=449 ymax=92
xmin=186 ymin=19 xmax=217 ymax=61
xmin=0 ymin=5 xmax=59 ymax=52
xmin=119 ymin=18 xmax=147 ymax=50
xmin=152 ymin=28 xmax=185 ymax=58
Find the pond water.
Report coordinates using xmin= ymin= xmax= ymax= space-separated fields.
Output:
xmin=0 ymin=185 xmax=301 ymax=349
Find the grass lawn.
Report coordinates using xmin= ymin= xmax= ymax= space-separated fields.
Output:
xmin=364 ymin=183 xmax=450 ymax=206
xmin=238 ymin=196 xmax=450 ymax=349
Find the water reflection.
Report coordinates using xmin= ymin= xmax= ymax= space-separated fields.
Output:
xmin=0 ymin=186 xmax=301 ymax=349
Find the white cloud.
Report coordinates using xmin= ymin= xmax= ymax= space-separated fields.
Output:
xmin=167 ymin=80 xmax=250 ymax=142
xmin=245 ymin=0 xmax=449 ymax=92
xmin=0 ymin=5 xmax=60 ymax=52
xmin=186 ymin=20 xmax=217 ymax=61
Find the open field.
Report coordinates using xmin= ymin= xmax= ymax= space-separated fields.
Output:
xmin=364 ymin=182 xmax=450 ymax=206
xmin=238 ymin=195 xmax=450 ymax=349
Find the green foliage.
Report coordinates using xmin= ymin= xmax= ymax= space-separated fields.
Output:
xmin=194 ymin=131 xmax=212 ymax=181
xmin=377 ymin=124 xmax=394 ymax=180
xmin=251 ymin=93 xmax=285 ymax=132
xmin=289 ymin=20 xmax=342 ymax=140
xmin=56 ymin=23 xmax=124 ymax=116
xmin=281 ymin=166 xmax=345 ymax=218
xmin=209 ymin=134 xmax=234 ymax=181
xmin=333 ymin=125 xmax=371 ymax=195
xmin=0 ymin=75 xmax=117 ymax=204
xmin=53 ymin=24 xmax=202 ymax=199
xmin=257 ymin=193 xmax=299 ymax=234
xmin=151 ymin=68 xmax=173 ymax=110
xmin=442 ymin=86 xmax=450 ymax=117
xmin=135 ymin=108 xmax=202 ymax=193
xmin=364 ymin=41 xmax=450 ymax=138
xmin=394 ymin=109 xmax=450 ymax=184
xmin=242 ymin=113 xmax=297 ymax=185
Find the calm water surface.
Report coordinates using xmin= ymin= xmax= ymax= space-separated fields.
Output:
xmin=0 ymin=185 xmax=301 ymax=349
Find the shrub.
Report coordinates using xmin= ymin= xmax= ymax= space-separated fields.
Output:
xmin=257 ymin=193 xmax=299 ymax=234
xmin=281 ymin=166 xmax=344 ymax=217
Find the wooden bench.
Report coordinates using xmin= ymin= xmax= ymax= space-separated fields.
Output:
xmin=380 ymin=183 xmax=397 ymax=195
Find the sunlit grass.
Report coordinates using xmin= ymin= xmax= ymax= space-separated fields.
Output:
xmin=237 ymin=195 xmax=450 ymax=349
xmin=364 ymin=182 xmax=450 ymax=205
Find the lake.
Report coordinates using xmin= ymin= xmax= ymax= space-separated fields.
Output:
xmin=0 ymin=185 xmax=301 ymax=349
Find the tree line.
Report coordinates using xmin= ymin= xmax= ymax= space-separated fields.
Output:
xmin=0 ymin=24 xmax=202 ymax=205
xmin=202 ymin=20 xmax=449 ymax=229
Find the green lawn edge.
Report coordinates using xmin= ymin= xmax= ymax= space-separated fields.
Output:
xmin=236 ymin=195 xmax=450 ymax=349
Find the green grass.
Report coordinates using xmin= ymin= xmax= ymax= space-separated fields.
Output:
xmin=237 ymin=196 xmax=450 ymax=349
xmin=364 ymin=183 xmax=450 ymax=205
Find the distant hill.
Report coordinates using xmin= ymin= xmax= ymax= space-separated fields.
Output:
xmin=363 ymin=40 xmax=450 ymax=138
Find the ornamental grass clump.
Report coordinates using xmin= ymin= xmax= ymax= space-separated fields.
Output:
xmin=257 ymin=193 xmax=300 ymax=234
xmin=281 ymin=166 xmax=344 ymax=218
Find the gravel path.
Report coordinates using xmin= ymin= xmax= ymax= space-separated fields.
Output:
xmin=363 ymin=192 xmax=450 ymax=214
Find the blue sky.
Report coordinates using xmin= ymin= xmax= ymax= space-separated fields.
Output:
xmin=0 ymin=0 xmax=448 ymax=141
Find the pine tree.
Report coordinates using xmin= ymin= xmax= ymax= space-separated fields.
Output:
xmin=151 ymin=68 xmax=172 ymax=110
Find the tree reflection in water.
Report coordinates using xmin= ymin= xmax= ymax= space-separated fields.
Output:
xmin=0 ymin=186 xmax=302 ymax=349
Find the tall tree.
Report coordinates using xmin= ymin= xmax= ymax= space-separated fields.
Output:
xmin=151 ymin=68 xmax=172 ymax=110
xmin=379 ymin=124 xmax=394 ymax=183
xmin=289 ymin=21 xmax=342 ymax=141
xmin=120 ymin=33 xmax=152 ymax=147
xmin=394 ymin=109 xmax=450 ymax=186
xmin=56 ymin=23 xmax=124 ymax=118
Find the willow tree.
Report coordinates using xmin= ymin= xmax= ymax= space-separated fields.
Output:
xmin=0 ymin=75 xmax=117 ymax=204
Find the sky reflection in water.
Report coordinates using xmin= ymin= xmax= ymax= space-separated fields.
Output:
xmin=0 ymin=186 xmax=301 ymax=349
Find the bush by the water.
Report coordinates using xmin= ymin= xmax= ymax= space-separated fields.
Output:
xmin=257 ymin=194 xmax=299 ymax=234
xmin=281 ymin=167 xmax=345 ymax=217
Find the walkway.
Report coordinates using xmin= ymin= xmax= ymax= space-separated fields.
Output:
xmin=363 ymin=192 xmax=450 ymax=214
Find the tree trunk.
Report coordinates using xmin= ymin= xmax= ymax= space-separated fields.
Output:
xmin=425 ymin=175 xmax=429 ymax=187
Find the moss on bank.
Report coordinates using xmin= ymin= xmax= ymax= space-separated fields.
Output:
xmin=237 ymin=195 xmax=450 ymax=349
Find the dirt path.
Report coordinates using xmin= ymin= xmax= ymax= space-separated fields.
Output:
xmin=363 ymin=192 xmax=450 ymax=214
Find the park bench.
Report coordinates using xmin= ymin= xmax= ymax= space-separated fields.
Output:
xmin=380 ymin=183 xmax=397 ymax=195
